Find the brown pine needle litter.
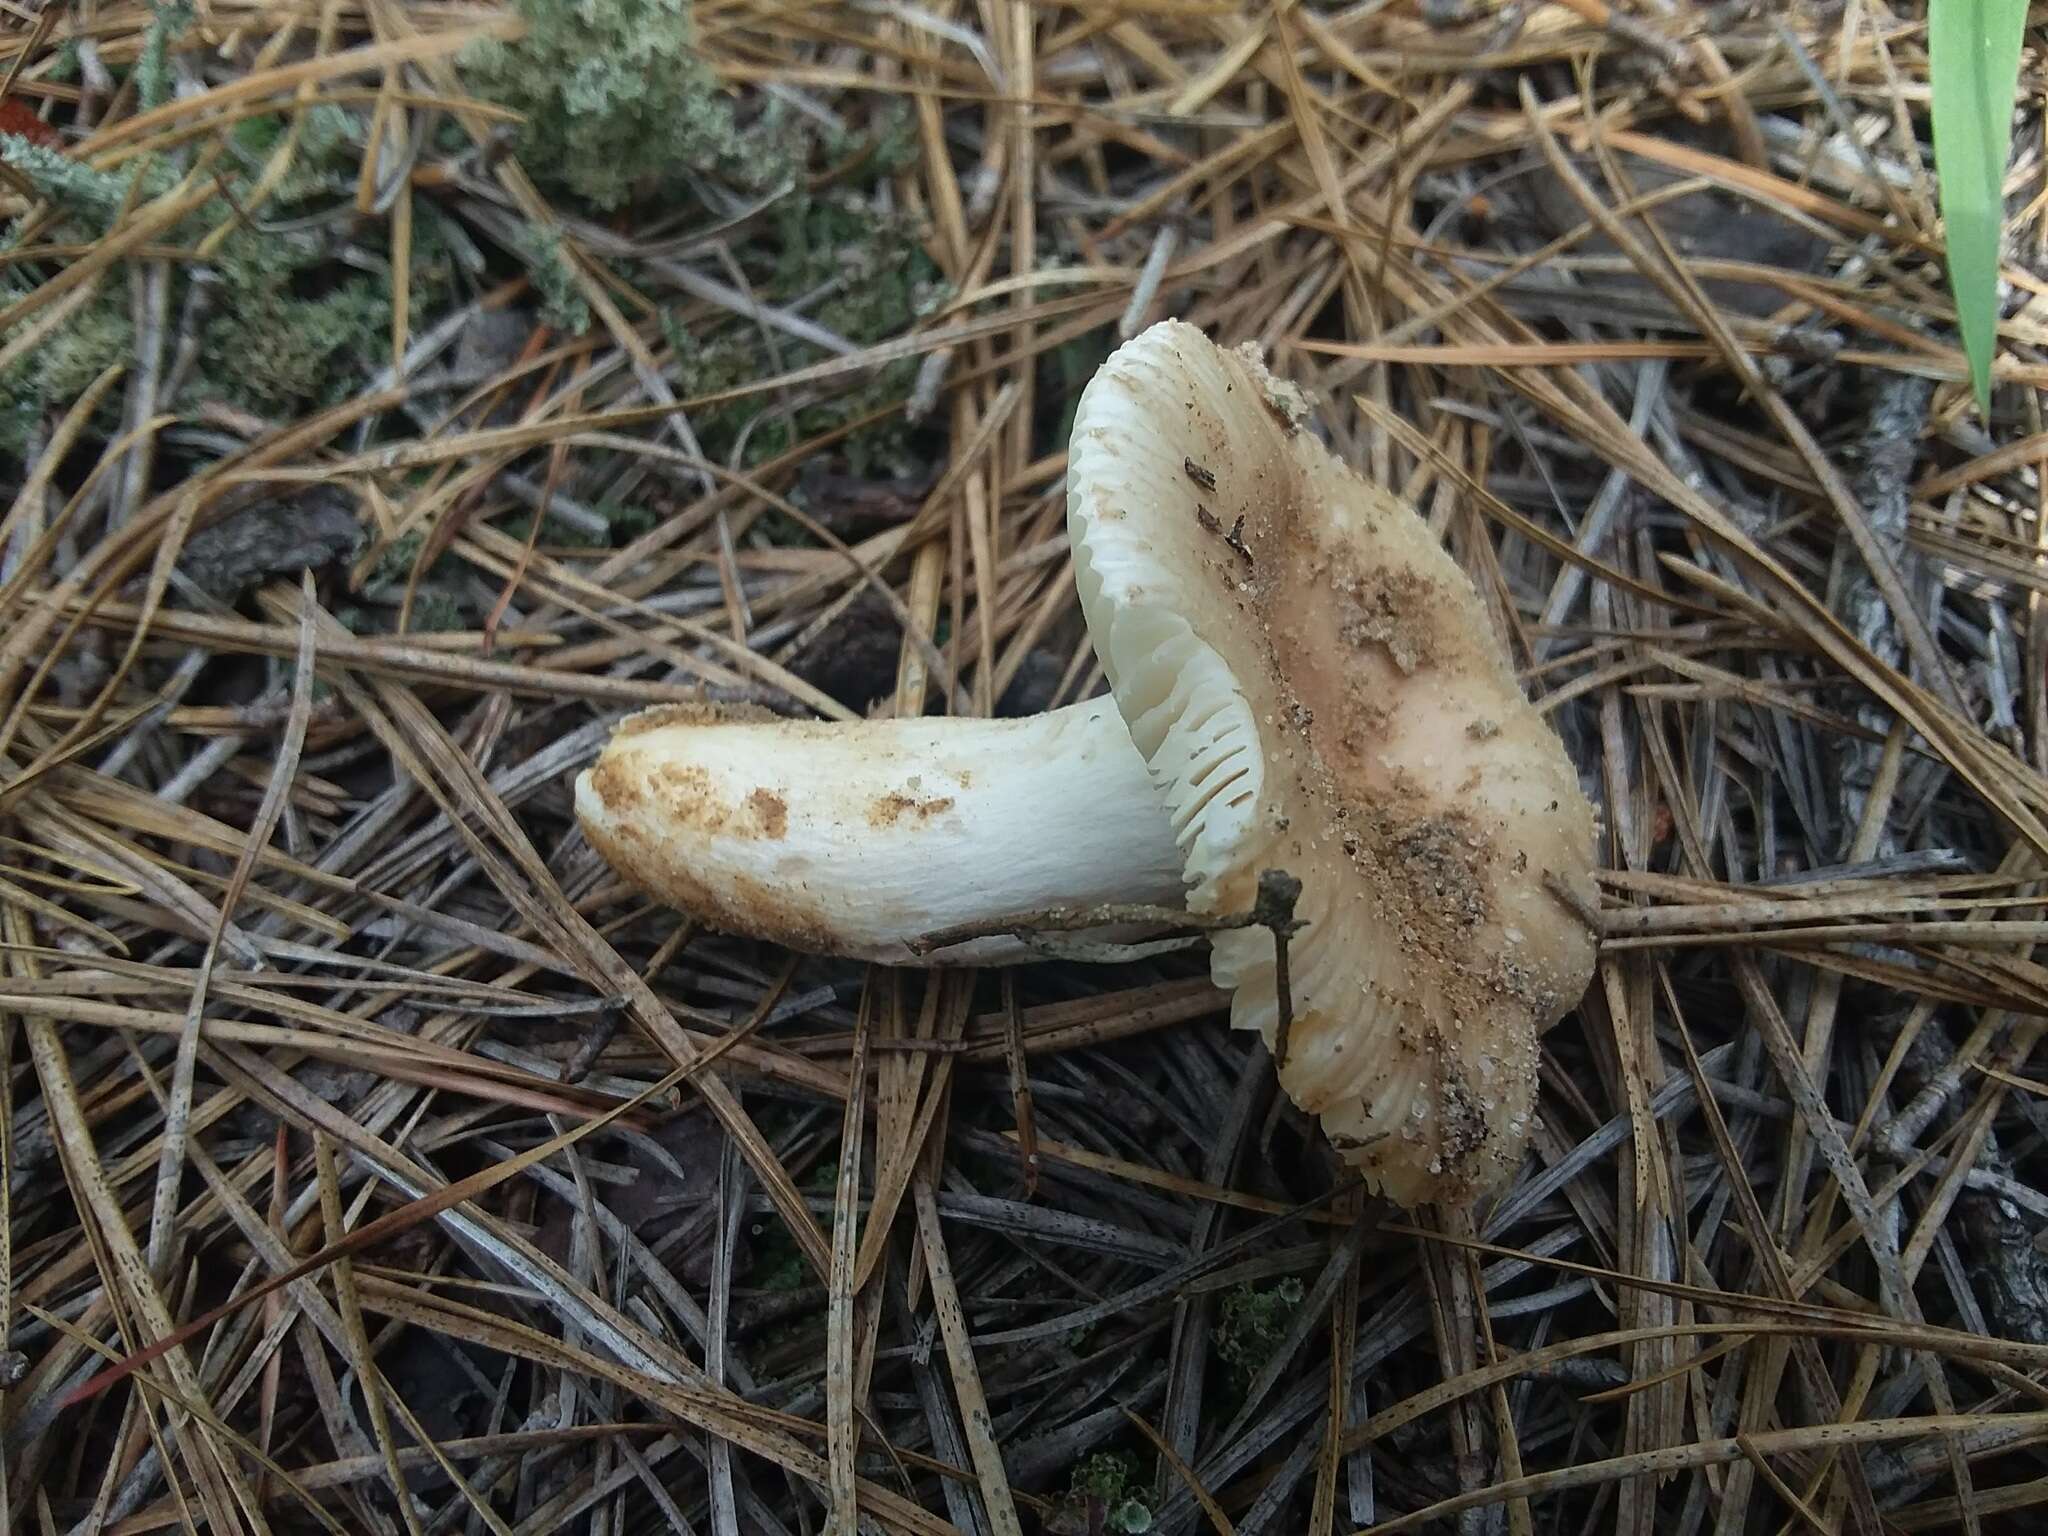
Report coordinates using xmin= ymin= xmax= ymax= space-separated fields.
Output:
xmin=4 ymin=1 xmax=2048 ymax=1532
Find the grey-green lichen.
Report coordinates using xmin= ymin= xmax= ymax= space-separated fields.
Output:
xmin=454 ymin=0 xmax=937 ymax=469
xmin=510 ymin=223 xmax=589 ymax=335
xmin=1 ymin=132 xmax=176 ymax=228
xmin=0 ymin=282 xmax=133 ymax=460
xmin=1215 ymin=1277 xmax=1304 ymax=1385
xmin=1053 ymin=1454 xmax=1153 ymax=1535
xmin=405 ymin=588 xmax=468 ymax=633
xmin=5 ymin=14 xmax=934 ymax=516
xmin=0 ymin=97 xmax=448 ymax=454
xmin=136 ymin=1 xmax=195 ymax=114
xmin=502 ymin=497 xmax=653 ymax=549
xmin=660 ymin=190 xmax=946 ymax=476
xmin=46 ymin=38 xmax=82 ymax=84
xmin=231 ymin=102 xmax=363 ymax=206
xmin=200 ymin=264 xmax=391 ymax=411
xmin=460 ymin=0 xmax=744 ymax=211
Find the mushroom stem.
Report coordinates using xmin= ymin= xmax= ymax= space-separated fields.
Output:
xmin=574 ymin=697 xmax=1190 ymax=964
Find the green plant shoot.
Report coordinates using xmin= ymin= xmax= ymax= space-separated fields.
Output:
xmin=1929 ymin=0 xmax=2029 ymax=416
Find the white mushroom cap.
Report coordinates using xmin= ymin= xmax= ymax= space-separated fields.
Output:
xmin=1068 ymin=321 xmax=1599 ymax=1207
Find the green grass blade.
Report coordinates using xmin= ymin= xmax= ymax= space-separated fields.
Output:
xmin=1929 ymin=0 xmax=2029 ymax=416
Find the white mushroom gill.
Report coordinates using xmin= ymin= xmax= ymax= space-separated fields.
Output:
xmin=573 ymin=698 xmax=1187 ymax=965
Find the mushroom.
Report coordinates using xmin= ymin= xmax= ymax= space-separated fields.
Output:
xmin=575 ymin=320 xmax=1600 ymax=1206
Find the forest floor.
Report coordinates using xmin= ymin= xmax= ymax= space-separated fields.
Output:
xmin=3 ymin=2 xmax=2048 ymax=1533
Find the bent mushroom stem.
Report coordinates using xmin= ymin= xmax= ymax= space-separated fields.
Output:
xmin=573 ymin=697 xmax=1192 ymax=964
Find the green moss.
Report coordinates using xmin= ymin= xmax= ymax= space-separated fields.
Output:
xmin=510 ymin=223 xmax=589 ymax=335
xmin=454 ymin=0 xmax=929 ymax=440
xmin=1071 ymin=1453 xmax=1135 ymax=1501
xmin=833 ymin=98 xmax=918 ymax=182
xmin=502 ymin=495 xmax=652 ymax=551
xmin=0 ymin=87 xmax=468 ymax=468
xmin=407 ymin=589 xmax=467 ymax=633
xmin=460 ymin=0 xmax=742 ymax=211
xmin=662 ymin=315 xmax=750 ymax=393
xmin=1215 ymin=1278 xmax=1303 ymax=1385
xmin=263 ymin=103 xmax=364 ymax=206
xmin=3 ymin=28 xmax=930 ymax=483
xmin=593 ymin=496 xmax=656 ymax=541
xmin=0 ymin=285 xmax=132 ymax=460
xmin=200 ymin=268 xmax=390 ymax=411
xmin=372 ymin=532 xmax=431 ymax=587
xmin=749 ymin=1215 xmax=807 ymax=1293
xmin=580 ymin=91 xmax=946 ymax=471
xmin=0 ymin=397 xmax=33 ymax=466
xmin=656 ymin=194 xmax=942 ymax=475
xmin=1060 ymin=1454 xmax=1153 ymax=1535
xmin=291 ymin=101 xmax=356 ymax=164
xmin=232 ymin=114 xmax=284 ymax=157
xmin=403 ymin=206 xmax=467 ymax=301
xmin=38 ymin=296 xmax=132 ymax=402
xmin=346 ymin=554 xmax=472 ymax=634
xmin=3 ymin=91 xmax=438 ymax=432
xmin=500 ymin=513 xmax=589 ymax=549
xmin=184 ymin=122 xmax=453 ymax=415
xmin=777 ymin=198 xmax=943 ymax=468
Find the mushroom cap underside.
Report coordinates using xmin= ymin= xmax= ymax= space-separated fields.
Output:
xmin=1067 ymin=320 xmax=1600 ymax=1206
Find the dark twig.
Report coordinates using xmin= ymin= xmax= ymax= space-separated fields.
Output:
xmin=908 ymin=867 xmax=1308 ymax=958
xmin=1254 ymin=872 xmax=1306 ymax=1072
xmin=1002 ymin=972 xmax=1039 ymax=1200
